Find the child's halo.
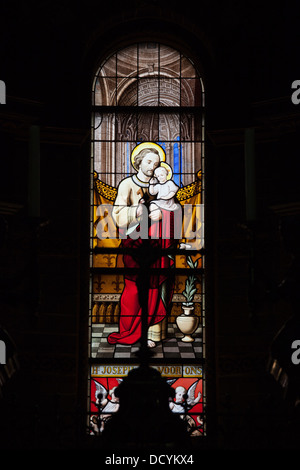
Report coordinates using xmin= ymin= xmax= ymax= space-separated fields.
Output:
xmin=158 ymin=161 xmax=173 ymax=180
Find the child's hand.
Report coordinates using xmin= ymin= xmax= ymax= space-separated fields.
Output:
xmin=149 ymin=177 xmax=158 ymax=184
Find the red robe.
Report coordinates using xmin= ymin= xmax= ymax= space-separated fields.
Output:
xmin=107 ymin=209 xmax=175 ymax=345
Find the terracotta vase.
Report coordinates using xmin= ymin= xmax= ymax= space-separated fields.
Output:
xmin=176 ymin=305 xmax=199 ymax=342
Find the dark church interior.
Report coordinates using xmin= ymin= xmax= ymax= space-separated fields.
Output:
xmin=1 ymin=0 xmax=300 ymax=458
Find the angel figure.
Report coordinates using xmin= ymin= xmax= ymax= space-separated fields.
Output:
xmin=168 ymin=380 xmax=202 ymax=435
xmin=90 ymin=379 xmax=122 ymax=433
xmin=169 ymin=381 xmax=201 ymax=413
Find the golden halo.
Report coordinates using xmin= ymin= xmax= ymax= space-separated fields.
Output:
xmin=131 ymin=142 xmax=166 ymax=170
xmin=158 ymin=161 xmax=173 ymax=180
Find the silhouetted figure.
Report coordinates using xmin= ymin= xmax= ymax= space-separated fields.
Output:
xmin=102 ymin=365 xmax=191 ymax=452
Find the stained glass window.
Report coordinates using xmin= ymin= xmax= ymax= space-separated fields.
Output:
xmin=88 ymin=43 xmax=205 ymax=438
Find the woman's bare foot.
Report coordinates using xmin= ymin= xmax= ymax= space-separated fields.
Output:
xmin=147 ymin=339 xmax=156 ymax=348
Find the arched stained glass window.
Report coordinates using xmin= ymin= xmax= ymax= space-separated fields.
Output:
xmin=88 ymin=43 xmax=205 ymax=438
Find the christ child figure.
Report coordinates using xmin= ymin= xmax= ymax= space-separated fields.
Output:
xmin=148 ymin=162 xmax=181 ymax=216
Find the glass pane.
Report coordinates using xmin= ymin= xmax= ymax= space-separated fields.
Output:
xmin=158 ymin=113 xmax=180 ymax=141
xmin=193 ymin=141 xmax=203 ymax=175
xmin=94 ymin=78 xmax=104 ymax=106
xmin=93 ymin=113 xmax=116 ymax=141
xmin=159 ymin=78 xmax=180 ymax=106
xmin=160 ymin=45 xmax=181 ymax=77
xmin=94 ymin=77 xmax=117 ymax=106
xmin=181 ymin=78 xmax=203 ymax=107
xmin=181 ymin=55 xmax=197 ymax=77
xmin=137 ymin=112 xmax=159 ymax=141
xmin=180 ymin=112 xmax=203 ymax=142
xmin=117 ymin=77 xmax=138 ymax=106
xmin=116 ymin=45 xmax=138 ymax=77
xmin=138 ymin=42 xmax=159 ymax=76
xmin=138 ymin=77 xmax=159 ymax=106
xmin=99 ymin=53 xmax=117 ymax=77
xmin=115 ymin=141 xmax=134 ymax=182
xmin=180 ymin=141 xmax=195 ymax=179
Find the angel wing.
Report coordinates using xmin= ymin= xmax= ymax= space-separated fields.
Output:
xmin=186 ymin=381 xmax=201 ymax=407
xmin=166 ymin=379 xmax=177 ymax=386
xmin=94 ymin=380 xmax=108 ymax=402
xmin=101 ymin=400 xmax=119 ymax=414
xmin=108 ymin=378 xmax=123 ymax=397
xmin=94 ymin=171 xmax=201 ymax=204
